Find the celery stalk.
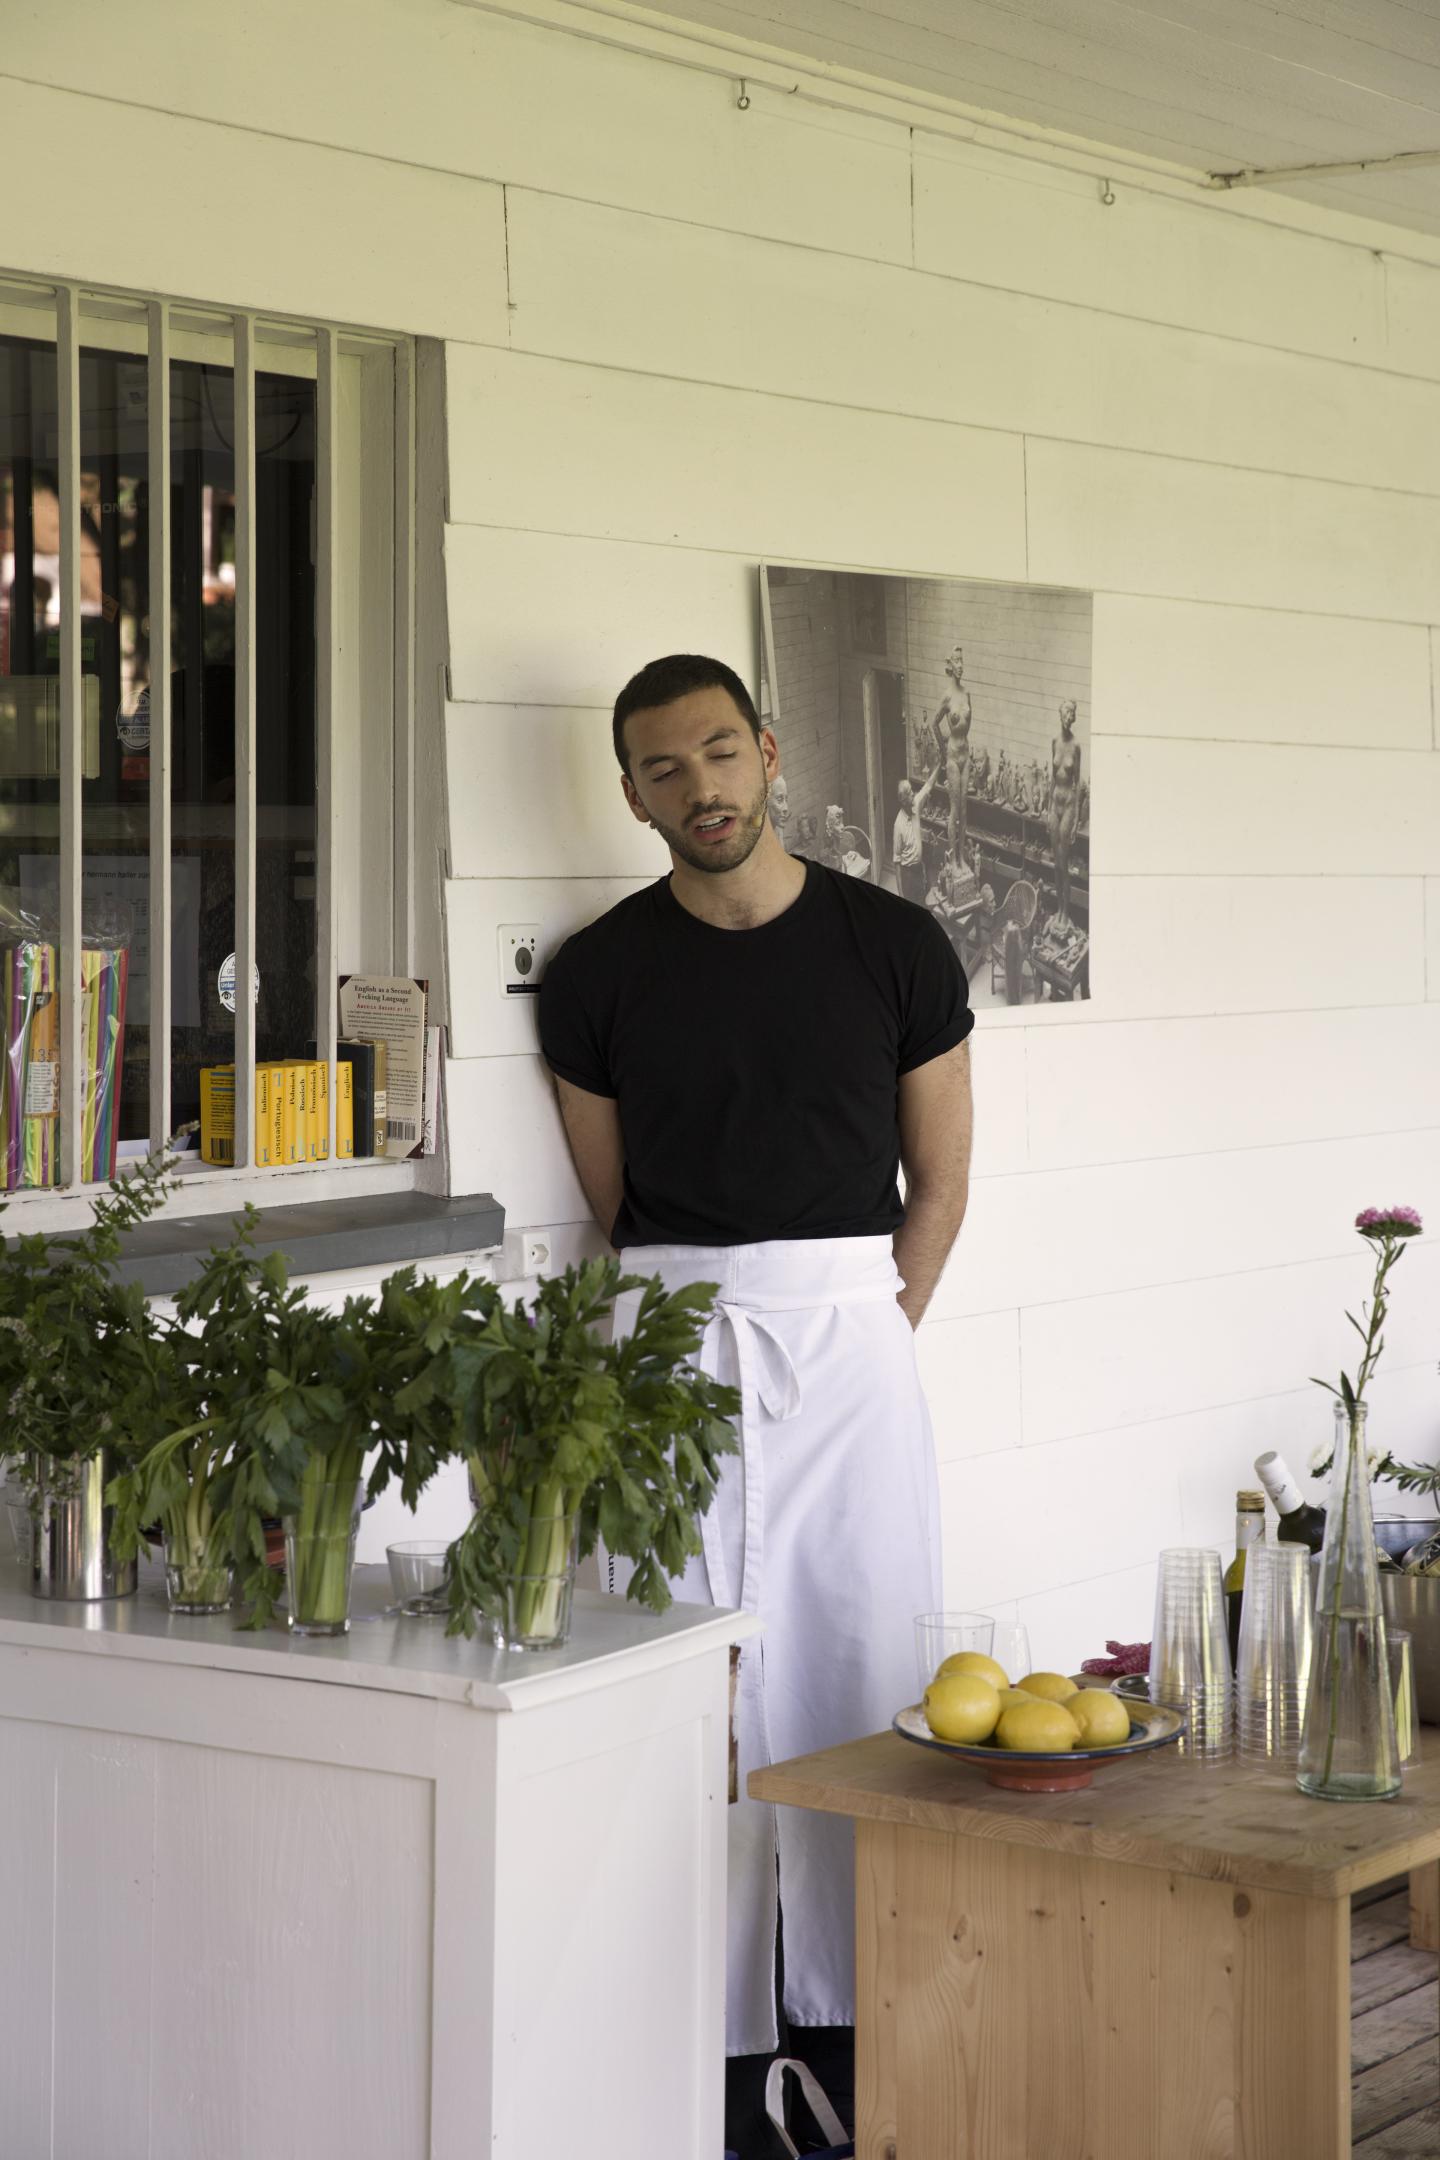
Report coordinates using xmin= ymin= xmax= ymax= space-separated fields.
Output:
xmin=510 ymin=1478 xmax=577 ymax=1642
xmin=287 ymin=1446 xmax=364 ymax=1631
xmin=162 ymin=1441 xmax=232 ymax=1610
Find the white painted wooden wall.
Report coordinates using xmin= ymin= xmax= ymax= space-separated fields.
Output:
xmin=10 ymin=0 xmax=1440 ymax=1670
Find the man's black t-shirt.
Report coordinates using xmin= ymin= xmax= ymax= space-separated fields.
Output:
xmin=538 ymin=857 xmax=974 ymax=1249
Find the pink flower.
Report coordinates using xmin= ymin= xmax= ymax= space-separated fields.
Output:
xmin=1355 ymin=1205 xmax=1424 ymax=1239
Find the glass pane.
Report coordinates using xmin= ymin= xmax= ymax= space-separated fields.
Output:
xmin=0 ymin=329 xmax=322 ymax=1180
xmin=0 ymin=330 xmax=64 ymax=1189
xmin=166 ymin=357 xmax=317 ymax=1161
xmin=78 ymin=340 xmax=149 ymax=1178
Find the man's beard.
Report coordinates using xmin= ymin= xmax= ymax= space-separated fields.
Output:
xmin=651 ymin=774 xmax=772 ymax=875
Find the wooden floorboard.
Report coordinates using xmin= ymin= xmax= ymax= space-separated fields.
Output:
xmin=1352 ymin=1880 xmax=1440 ymax=2156
xmin=1353 ymin=2105 xmax=1440 ymax=2157
xmin=1351 ymin=1943 xmax=1440 ymax=2018
xmin=1352 ymin=1892 xmax=1413 ymax=1961
xmin=1352 ymin=2042 xmax=1440 ymax=2145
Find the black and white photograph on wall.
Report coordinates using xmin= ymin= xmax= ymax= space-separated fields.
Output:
xmin=760 ymin=565 xmax=1093 ymax=1007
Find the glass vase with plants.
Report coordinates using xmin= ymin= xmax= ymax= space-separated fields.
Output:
xmin=113 ymin=1217 xmax=499 ymax=1632
xmin=1299 ymin=1205 xmax=1423 ymax=1802
xmin=0 ymin=1145 xmax=186 ymax=1598
xmin=441 ymin=1258 xmax=740 ymax=1649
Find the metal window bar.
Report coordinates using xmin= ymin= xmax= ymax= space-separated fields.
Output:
xmin=20 ymin=281 xmax=405 ymax=1195
xmin=233 ymin=315 xmax=258 ymax=1170
xmin=56 ymin=288 xmax=82 ymax=1190
xmin=146 ymin=301 xmax=172 ymax=1156
xmin=391 ymin=338 xmax=415 ymax=974
xmin=315 ymin=327 xmax=339 ymax=1125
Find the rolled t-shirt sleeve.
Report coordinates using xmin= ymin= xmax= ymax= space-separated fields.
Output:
xmin=897 ymin=914 xmax=976 ymax=1074
xmin=538 ymin=939 xmax=615 ymax=1098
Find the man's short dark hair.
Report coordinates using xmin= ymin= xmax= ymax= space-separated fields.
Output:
xmin=613 ymin=654 xmax=762 ymax=774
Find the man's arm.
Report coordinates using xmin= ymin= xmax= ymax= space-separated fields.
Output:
xmin=552 ymin=1075 xmax=626 ymax=1250
xmin=892 ymin=1038 xmax=972 ymax=1329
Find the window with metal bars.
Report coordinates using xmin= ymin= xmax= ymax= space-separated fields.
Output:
xmin=0 ymin=277 xmax=413 ymax=1209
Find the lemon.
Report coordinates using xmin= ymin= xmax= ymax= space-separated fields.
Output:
xmin=996 ymin=1699 xmax=1079 ymax=1753
xmin=1067 ymin=1689 xmax=1132 ymax=1747
xmin=934 ymin=1650 xmax=1010 ymax=1692
xmin=1017 ymin=1671 xmax=1079 ymax=1704
xmin=995 ymin=1687 xmax=1033 ymax=1711
xmin=923 ymin=1673 xmax=1001 ymax=1744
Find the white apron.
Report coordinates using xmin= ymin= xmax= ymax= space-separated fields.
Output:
xmin=608 ymin=1235 xmax=942 ymax=2058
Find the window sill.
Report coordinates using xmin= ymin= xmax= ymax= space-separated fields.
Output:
xmin=1 ymin=1161 xmax=505 ymax=1296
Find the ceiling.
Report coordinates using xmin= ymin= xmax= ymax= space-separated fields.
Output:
xmin=643 ymin=0 xmax=1440 ymax=241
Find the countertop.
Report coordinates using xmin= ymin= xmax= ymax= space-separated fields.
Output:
xmin=0 ymin=1552 xmax=755 ymax=1712
xmin=751 ymin=1724 xmax=1440 ymax=1899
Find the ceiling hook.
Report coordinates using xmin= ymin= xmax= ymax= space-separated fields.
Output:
xmin=1100 ymin=177 xmax=1116 ymax=207
xmin=737 ymin=79 xmax=751 ymax=110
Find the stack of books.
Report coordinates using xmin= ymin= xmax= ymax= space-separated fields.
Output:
xmin=200 ymin=1059 xmax=348 ymax=1167
xmin=198 ymin=976 xmax=439 ymax=1170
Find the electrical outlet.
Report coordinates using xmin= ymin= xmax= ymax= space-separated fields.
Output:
xmin=520 ymin=1232 xmax=551 ymax=1276
xmin=498 ymin=923 xmax=542 ymax=996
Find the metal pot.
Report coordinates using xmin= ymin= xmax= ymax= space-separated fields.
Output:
xmin=1380 ymin=1570 xmax=1440 ymax=1726
xmin=1374 ymin=1517 xmax=1438 ymax=1562
xmin=29 ymin=1450 xmax=137 ymax=1602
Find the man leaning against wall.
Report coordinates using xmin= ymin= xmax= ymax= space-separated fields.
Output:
xmin=538 ymin=654 xmax=974 ymax=2160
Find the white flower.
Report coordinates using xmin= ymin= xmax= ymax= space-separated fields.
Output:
xmin=1308 ymin=1444 xmax=1332 ymax=1477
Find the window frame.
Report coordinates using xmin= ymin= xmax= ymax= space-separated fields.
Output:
xmin=0 ymin=270 xmax=418 ymax=1229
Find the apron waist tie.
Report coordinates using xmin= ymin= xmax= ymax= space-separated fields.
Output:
xmin=613 ymin=1277 xmax=900 ymax=1622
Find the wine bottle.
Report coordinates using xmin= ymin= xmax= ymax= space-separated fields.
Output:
xmin=1223 ymin=1489 xmax=1266 ymax=1667
xmin=1254 ymin=1451 xmax=1327 ymax=1554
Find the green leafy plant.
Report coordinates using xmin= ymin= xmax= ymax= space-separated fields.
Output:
xmin=1309 ymin=1205 xmax=1431 ymax=1490
xmin=0 ymin=1144 xmax=187 ymax=1508
xmin=441 ymin=1258 xmax=739 ymax=1641
xmin=113 ymin=1215 xmax=505 ymax=1628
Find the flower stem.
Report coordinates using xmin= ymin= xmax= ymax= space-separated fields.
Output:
xmin=1321 ymin=1410 xmax=1360 ymax=1788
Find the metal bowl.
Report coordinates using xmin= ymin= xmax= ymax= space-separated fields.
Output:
xmin=1381 ymin=1570 xmax=1440 ymax=1725
xmin=1374 ymin=1517 xmax=1439 ymax=1561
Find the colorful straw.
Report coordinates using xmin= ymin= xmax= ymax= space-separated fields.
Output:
xmin=80 ymin=945 xmax=129 ymax=1182
xmin=0 ymin=938 xmax=130 ymax=1189
xmin=1 ymin=937 xmax=58 ymax=1190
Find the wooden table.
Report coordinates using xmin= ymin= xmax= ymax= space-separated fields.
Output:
xmin=751 ymin=1728 xmax=1440 ymax=2159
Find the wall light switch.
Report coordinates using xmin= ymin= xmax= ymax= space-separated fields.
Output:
xmin=498 ymin=923 xmax=542 ymax=996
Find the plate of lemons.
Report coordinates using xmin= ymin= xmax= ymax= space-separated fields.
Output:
xmin=895 ymin=1653 xmax=1187 ymax=1792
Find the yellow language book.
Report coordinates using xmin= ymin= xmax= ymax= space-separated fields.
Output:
xmin=283 ymin=1063 xmax=302 ymax=1165
xmin=255 ymin=1064 xmax=272 ymax=1167
xmin=308 ymin=1059 xmax=329 ymax=1161
xmin=200 ymin=1064 xmax=235 ymax=1166
xmin=336 ymin=1056 xmax=354 ymax=1160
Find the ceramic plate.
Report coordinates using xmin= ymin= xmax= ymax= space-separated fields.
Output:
xmin=893 ymin=1697 xmax=1187 ymax=1792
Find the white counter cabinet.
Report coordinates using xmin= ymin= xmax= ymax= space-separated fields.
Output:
xmin=0 ymin=1559 xmax=754 ymax=2160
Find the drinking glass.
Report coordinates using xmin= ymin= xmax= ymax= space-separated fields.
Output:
xmin=387 ymin=1540 xmax=450 ymax=1617
xmin=914 ymin=1611 xmax=994 ymax=1696
xmin=1388 ymin=1630 xmax=1419 ymax=1769
xmin=987 ymin=1621 xmax=1032 ymax=1684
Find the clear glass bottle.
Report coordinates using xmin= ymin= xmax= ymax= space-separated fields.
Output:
xmin=1297 ymin=1402 xmax=1401 ymax=1802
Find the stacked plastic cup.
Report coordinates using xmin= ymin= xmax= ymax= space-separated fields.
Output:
xmin=1235 ymin=1542 xmax=1314 ymax=1768
xmin=1149 ymin=1548 xmax=1234 ymax=1759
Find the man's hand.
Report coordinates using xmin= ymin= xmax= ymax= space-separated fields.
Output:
xmin=893 ymin=1039 xmax=973 ymax=1328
